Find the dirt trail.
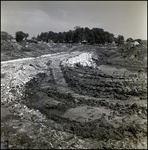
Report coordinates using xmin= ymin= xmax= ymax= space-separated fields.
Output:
xmin=48 ymin=51 xmax=83 ymax=94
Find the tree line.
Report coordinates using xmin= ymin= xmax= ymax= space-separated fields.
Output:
xmin=15 ymin=26 xmax=142 ymax=45
xmin=36 ymin=26 xmax=118 ymax=45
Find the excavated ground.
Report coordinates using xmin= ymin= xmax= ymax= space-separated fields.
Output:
xmin=1 ymin=45 xmax=147 ymax=149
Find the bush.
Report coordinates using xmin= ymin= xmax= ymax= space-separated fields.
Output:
xmin=15 ymin=31 xmax=29 ymax=42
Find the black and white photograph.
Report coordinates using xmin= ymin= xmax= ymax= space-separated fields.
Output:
xmin=1 ymin=1 xmax=147 ymax=149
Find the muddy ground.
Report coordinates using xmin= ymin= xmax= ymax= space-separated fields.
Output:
xmin=1 ymin=41 xmax=147 ymax=149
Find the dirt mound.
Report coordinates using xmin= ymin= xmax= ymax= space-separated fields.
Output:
xmin=1 ymin=31 xmax=14 ymax=40
xmin=1 ymin=31 xmax=22 ymax=50
xmin=93 ymin=43 xmax=147 ymax=70
xmin=1 ymin=31 xmax=23 ymax=60
xmin=117 ymin=41 xmax=147 ymax=68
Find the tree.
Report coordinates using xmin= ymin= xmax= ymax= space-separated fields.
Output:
xmin=126 ymin=38 xmax=133 ymax=42
xmin=31 ymin=36 xmax=37 ymax=43
xmin=115 ymin=35 xmax=124 ymax=46
xmin=74 ymin=26 xmax=81 ymax=30
xmin=15 ymin=31 xmax=29 ymax=42
xmin=47 ymin=31 xmax=56 ymax=42
xmin=134 ymin=39 xmax=142 ymax=44
xmin=92 ymin=28 xmax=104 ymax=44
xmin=65 ymin=30 xmax=74 ymax=43
xmin=57 ymin=32 xmax=65 ymax=43
xmin=85 ymin=27 xmax=94 ymax=44
xmin=73 ymin=26 xmax=85 ymax=43
xmin=104 ymin=32 xmax=114 ymax=43
xmin=40 ymin=32 xmax=48 ymax=42
xmin=34 ymin=27 xmax=125 ymax=45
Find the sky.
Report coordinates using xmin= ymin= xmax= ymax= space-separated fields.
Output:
xmin=1 ymin=1 xmax=147 ymax=40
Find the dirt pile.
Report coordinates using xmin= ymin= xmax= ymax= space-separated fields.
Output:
xmin=25 ymin=42 xmax=69 ymax=54
xmin=1 ymin=31 xmax=23 ymax=60
xmin=93 ymin=42 xmax=147 ymax=69
xmin=61 ymin=52 xmax=97 ymax=68
xmin=1 ymin=31 xmax=14 ymax=40
xmin=118 ymin=41 xmax=147 ymax=67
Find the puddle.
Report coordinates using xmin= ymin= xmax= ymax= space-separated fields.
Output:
xmin=99 ymin=65 xmax=127 ymax=74
xmin=62 ymin=106 xmax=112 ymax=123
xmin=1 ymin=107 xmax=11 ymax=118
xmin=48 ymin=109 xmax=66 ymax=116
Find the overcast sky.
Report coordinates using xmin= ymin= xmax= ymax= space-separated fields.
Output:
xmin=1 ymin=1 xmax=147 ymax=40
